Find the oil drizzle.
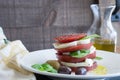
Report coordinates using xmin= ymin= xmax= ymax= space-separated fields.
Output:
xmin=92 ymin=65 xmax=107 ymax=75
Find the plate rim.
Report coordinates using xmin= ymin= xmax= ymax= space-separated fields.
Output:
xmin=20 ymin=49 xmax=120 ymax=79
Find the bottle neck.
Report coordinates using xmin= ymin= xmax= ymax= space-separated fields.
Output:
xmin=100 ymin=6 xmax=117 ymax=42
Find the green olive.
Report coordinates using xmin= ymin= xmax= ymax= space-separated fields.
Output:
xmin=46 ymin=60 xmax=60 ymax=70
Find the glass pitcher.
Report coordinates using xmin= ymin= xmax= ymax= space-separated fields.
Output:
xmin=87 ymin=4 xmax=101 ymax=35
xmin=88 ymin=5 xmax=117 ymax=52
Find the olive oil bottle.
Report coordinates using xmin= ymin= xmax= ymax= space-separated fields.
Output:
xmin=94 ymin=38 xmax=115 ymax=52
xmin=88 ymin=4 xmax=117 ymax=52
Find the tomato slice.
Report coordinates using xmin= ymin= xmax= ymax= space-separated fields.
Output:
xmin=71 ymin=62 xmax=97 ymax=72
xmin=57 ymin=51 xmax=96 ymax=63
xmin=54 ymin=33 xmax=86 ymax=43
xmin=56 ymin=43 xmax=93 ymax=53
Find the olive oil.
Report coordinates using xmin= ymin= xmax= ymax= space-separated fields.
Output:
xmin=93 ymin=38 xmax=115 ymax=52
xmin=92 ymin=65 xmax=107 ymax=75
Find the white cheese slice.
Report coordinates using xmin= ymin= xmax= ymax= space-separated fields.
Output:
xmin=77 ymin=38 xmax=91 ymax=44
xmin=61 ymin=59 xmax=94 ymax=67
xmin=53 ymin=38 xmax=91 ymax=49
xmin=90 ymin=46 xmax=96 ymax=53
xmin=53 ymin=41 xmax=77 ymax=49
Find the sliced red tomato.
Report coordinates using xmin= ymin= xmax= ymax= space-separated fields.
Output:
xmin=71 ymin=62 xmax=97 ymax=72
xmin=57 ymin=51 xmax=96 ymax=63
xmin=56 ymin=43 xmax=93 ymax=53
xmin=54 ymin=33 xmax=87 ymax=43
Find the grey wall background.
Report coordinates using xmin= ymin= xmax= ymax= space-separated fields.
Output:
xmin=0 ymin=0 xmax=119 ymax=51
xmin=0 ymin=0 xmax=95 ymax=51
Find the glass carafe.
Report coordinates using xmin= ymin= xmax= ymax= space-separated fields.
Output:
xmin=88 ymin=5 xmax=117 ymax=52
xmin=87 ymin=4 xmax=101 ymax=35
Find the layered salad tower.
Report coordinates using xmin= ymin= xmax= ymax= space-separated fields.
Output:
xmin=53 ymin=33 xmax=98 ymax=74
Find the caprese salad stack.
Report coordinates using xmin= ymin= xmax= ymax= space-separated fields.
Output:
xmin=53 ymin=33 xmax=99 ymax=75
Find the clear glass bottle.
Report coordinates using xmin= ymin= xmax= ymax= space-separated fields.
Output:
xmin=87 ymin=4 xmax=101 ymax=35
xmin=88 ymin=5 xmax=117 ymax=52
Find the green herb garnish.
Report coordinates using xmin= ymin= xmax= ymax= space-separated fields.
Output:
xmin=32 ymin=63 xmax=57 ymax=73
xmin=81 ymin=34 xmax=100 ymax=40
xmin=70 ymin=50 xmax=90 ymax=58
xmin=94 ymin=56 xmax=103 ymax=60
xmin=32 ymin=64 xmax=44 ymax=71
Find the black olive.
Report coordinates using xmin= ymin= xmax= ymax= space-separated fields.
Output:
xmin=58 ymin=66 xmax=72 ymax=74
xmin=75 ymin=67 xmax=87 ymax=75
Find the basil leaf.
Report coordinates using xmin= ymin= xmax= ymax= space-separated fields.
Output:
xmin=42 ymin=63 xmax=57 ymax=73
xmin=32 ymin=64 xmax=44 ymax=71
xmin=32 ymin=63 xmax=57 ymax=73
xmin=94 ymin=56 xmax=103 ymax=60
xmin=81 ymin=34 xmax=100 ymax=40
xmin=70 ymin=50 xmax=90 ymax=58
xmin=42 ymin=63 xmax=53 ymax=71
xmin=49 ymin=69 xmax=57 ymax=73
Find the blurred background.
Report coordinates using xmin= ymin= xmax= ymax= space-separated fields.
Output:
xmin=0 ymin=0 xmax=120 ymax=52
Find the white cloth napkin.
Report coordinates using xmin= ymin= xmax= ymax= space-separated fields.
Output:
xmin=0 ymin=62 xmax=36 ymax=80
xmin=0 ymin=27 xmax=36 ymax=80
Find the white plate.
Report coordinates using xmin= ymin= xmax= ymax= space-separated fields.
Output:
xmin=19 ymin=49 xmax=120 ymax=80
